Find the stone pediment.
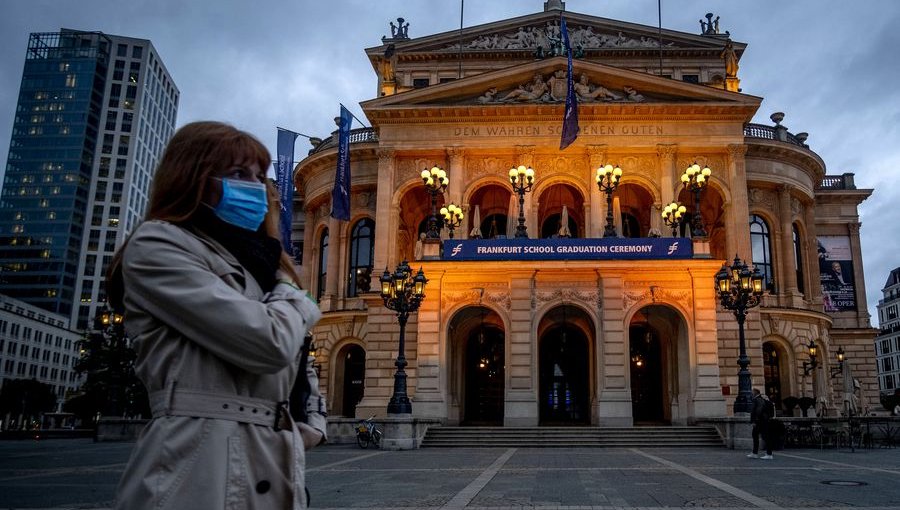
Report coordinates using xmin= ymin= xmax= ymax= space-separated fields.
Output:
xmin=362 ymin=57 xmax=760 ymax=114
xmin=367 ymin=10 xmax=744 ymax=58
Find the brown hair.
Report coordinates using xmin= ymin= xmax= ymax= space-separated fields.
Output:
xmin=107 ymin=121 xmax=301 ymax=310
xmin=146 ymin=121 xmax=271 ymax=223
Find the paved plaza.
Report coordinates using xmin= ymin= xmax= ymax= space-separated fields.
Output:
xmin=1 ymin=439 xmax=900 ymax=509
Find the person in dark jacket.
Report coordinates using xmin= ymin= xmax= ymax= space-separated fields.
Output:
xmin=748 ymin=388 xmax=774 ymax=459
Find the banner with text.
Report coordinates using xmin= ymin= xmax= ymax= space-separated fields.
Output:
xmin=442 ymin=237 xmax=692 ymax=261
xmin=817 ymin=235 xmax=856 ymax=312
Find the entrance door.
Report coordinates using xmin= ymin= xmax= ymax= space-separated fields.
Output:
xmin=539 ymin=325 xmax=589 ymax=424
xmin=630 ymin=324 xmax=664 ymax=423
xmin=342 ymin=345 xmax=366 ymax=418
xmin=464 ymin=326 xmax=504 ymax=424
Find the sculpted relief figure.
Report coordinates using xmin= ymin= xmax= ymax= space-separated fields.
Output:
xmin=623 ymin=86 xmax=644 ymax=102
xmin=574 ymin=74 xmax=622 ymax=101
xmin=477 ymin=87 xmax=498 ymax=104
xmin=500 ymin=73 xmax=549 ymax=102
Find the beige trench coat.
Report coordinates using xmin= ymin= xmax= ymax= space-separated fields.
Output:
xmin=114 ymin=220 xmax=324 ymax=510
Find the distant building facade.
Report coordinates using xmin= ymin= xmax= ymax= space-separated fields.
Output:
xmin=0 ymin=295 xmax=82 ymax=412
xmin=0 ymin=29 xmax=178 ymax=329
xmin=875 ymin=268 xmax=900 ymax=402
xmin=296 ymin=5 xmax=877 ymax=425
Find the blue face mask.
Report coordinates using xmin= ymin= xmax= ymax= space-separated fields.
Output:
xmin=211 ymin=178 xmax=268 ymax=231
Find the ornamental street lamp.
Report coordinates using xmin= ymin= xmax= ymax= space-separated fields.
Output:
xmin=802 ymin=339 xmax=845 ymax=378
xmin=94 ymin=307 xmax=126 ymax=417
xmin=379 ymin=261 xmax=427 ymax=414
xmin=508 ymin=165 xmax=535 ymax=238
xmin=421 ymin=166 xmax=448 ymax=239
xmin=662 ymin=201 xmax=687 ymax=237
xmin=715 ymin=255 xmax=764 ymax=414
xmin=440 ymin=203 xmax=464 ymax=239
xmin=595 ymin=163 xmax=623 ymax=237
xmin=681 ymin=162 xmax=712 ymax=237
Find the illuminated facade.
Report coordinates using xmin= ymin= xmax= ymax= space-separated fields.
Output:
xmin=295 ymin=5 xmax=876 ymax=425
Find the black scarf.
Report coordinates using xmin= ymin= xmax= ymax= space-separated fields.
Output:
xmin=189 ymin=208 xmax=282 ymax=293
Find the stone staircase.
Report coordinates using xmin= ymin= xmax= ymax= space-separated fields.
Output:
xmin=421 ymin=425 xmax=724 ymax=448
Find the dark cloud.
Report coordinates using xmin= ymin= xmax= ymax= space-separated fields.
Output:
xmin=1 ymin=0 xmax=898 ymax=321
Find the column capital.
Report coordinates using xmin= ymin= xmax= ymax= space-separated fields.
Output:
xmin=377 ymin=148 xmax=395 ymax=163
xmin=848 ymin=222 xmax=861 ymax=234
xmin=777 ymin=183 xmax=792 ymax=195
xmin=726 ymin=144 xmax=748 ymax=162
xmin=446 ymin=146 xmax=466 ymax=160
xmin=656 ymin=144 xmax=677 ymax=160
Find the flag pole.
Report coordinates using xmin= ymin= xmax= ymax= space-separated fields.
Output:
xmin=339 ymin=103 xmax=369 ymax=129
xmin=277 ymin=126 xmax=316 ymax=139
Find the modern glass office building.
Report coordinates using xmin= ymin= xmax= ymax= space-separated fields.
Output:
xmin=0 ymin=29 xmax=178 ymax=329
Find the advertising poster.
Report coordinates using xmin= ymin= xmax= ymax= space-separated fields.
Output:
xmin=817 ymin=236 xmax=856 ymax=312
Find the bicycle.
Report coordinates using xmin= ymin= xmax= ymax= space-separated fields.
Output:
xmin=356 ymin=416 xmax=382 ymax=449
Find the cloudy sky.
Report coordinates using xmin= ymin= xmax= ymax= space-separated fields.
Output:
xmin=1 ymin=0 xmax=899 ymax=322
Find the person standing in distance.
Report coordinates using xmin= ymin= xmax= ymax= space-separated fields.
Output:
xmin=748 ymin=388 xmax=775 ymax=460
xmin=107 ymin=121 xmax=325 ymax=509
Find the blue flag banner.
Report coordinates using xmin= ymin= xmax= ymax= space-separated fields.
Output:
xmin=442 ymin=237 xmax=692 ymax=261
xmin=276 ymin=128 xmax=299 ymax=255
xmin=331 ymin=105 xmax=353 ymax=221
xmin=559 ymin=16 xmax=579 ymax=150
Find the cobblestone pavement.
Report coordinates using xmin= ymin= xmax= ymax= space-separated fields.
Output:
xmin=2 ymin=439 xmax=900 ymax=509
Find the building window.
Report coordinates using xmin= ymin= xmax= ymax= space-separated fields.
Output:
xmin=347 ymin=218 xmax=375 ymax=297
xmin=132 ymin=46 xmax=143 ymax=59
xmin=750 ymin=214 xmax=775 ymax=292
xmin=793 ymin=224 xmax=805 ymax=295
xmin=317 ymin=228 xmax=329 ymax=301
xmin=412 ymin=78 xmax=430 ymax=88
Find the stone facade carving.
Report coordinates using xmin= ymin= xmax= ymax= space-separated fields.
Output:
xmin=535 ymin=288 xmax=601 ymax=310
xmin=445 ymin=23 xmax=673 ymax=52
xmin=790 ymin=197 xmax=802 ymax=217
xmin=467 ymin=157 xmax=513 ymax=182
xmin=656 ymin=144 xmax=677 ymax=161
xmin=479 ymin=73 xmax=646 ymax=104
xmin=485 ymin=291 xmax=512 ymax=311
xmin=622 ymin=287 xmax=692 ymax=312
xmin=397 ymin=157 xmax=443 ymax=185
xmin=748 ymin=187 xmax=776 ymax=209
xmin=354 ymin=192 xmax=374 ymax=208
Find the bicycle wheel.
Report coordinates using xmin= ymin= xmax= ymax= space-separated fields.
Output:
xmin=372 ymin=429 xmax=382 ymax=448
xmin=357 ymin=432 xmax=369 ymax=449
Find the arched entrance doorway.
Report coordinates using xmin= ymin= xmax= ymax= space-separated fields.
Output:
xmin=629 ymin=304 xmax=690 ymax=425
xmin=538 ymin=305 xmax=592 ymax=425
xmin=332 ymin=343 xmax=366 ymax=417
xmin=762 ymin=341 xmax=786 ymax=410
xmin=448 ymin=306 xmax=505 ymax=425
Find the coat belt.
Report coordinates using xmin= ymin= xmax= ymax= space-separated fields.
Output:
xmin=149 ymin=387 xmax=287 ymax=428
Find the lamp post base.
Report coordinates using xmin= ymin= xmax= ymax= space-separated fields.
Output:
xmin=387 ymin=397 xmax=412 ymax=415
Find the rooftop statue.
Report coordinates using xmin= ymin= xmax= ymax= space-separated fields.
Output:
xmin=383 ymin=17 xmax=410 ymax=42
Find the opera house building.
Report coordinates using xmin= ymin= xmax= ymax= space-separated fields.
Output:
xmin=293 ymin=2 xmax=876 ymax=427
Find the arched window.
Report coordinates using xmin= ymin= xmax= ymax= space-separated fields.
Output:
xmin=347 ymin=218 xmax=375 ymax=297
xmin=316 ymin=228 xmax=329 ymax=300
xmin=793 ymin=224 xmax=805 ymax=295
xmin=750 ymin=215 xmax=775 ymax=292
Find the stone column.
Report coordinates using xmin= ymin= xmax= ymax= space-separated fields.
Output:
xmin=848 ymin=222 xmax=871 ymax=327
xmin=804 ymin=202 xmax=822 ymax=304
xmin=516 ymin=145 xmax=537 ymax=238
xmin=447 ymin=147 xmax=466 ymax=240
xmin=597 ymin=274 xmax=632 ymax=426
xmin=689 ymin=266 xmax=728 ymax=419
xmin=373 ymin=149 xmax=396 ymax=272
xmin=726 ymin=144 xmax=751 ymax=259
xmin=324 ymin=214 xmax=342 ymax=304
xmin=778 ymin=184 xmax=799 ymax=300
xmin=587 ymin=145 xmax=607 ymax=238
xmin=301 ymin=207 xmax=317 ymax=289
xmin=657 ymin=144 xmax=677 ymax=207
